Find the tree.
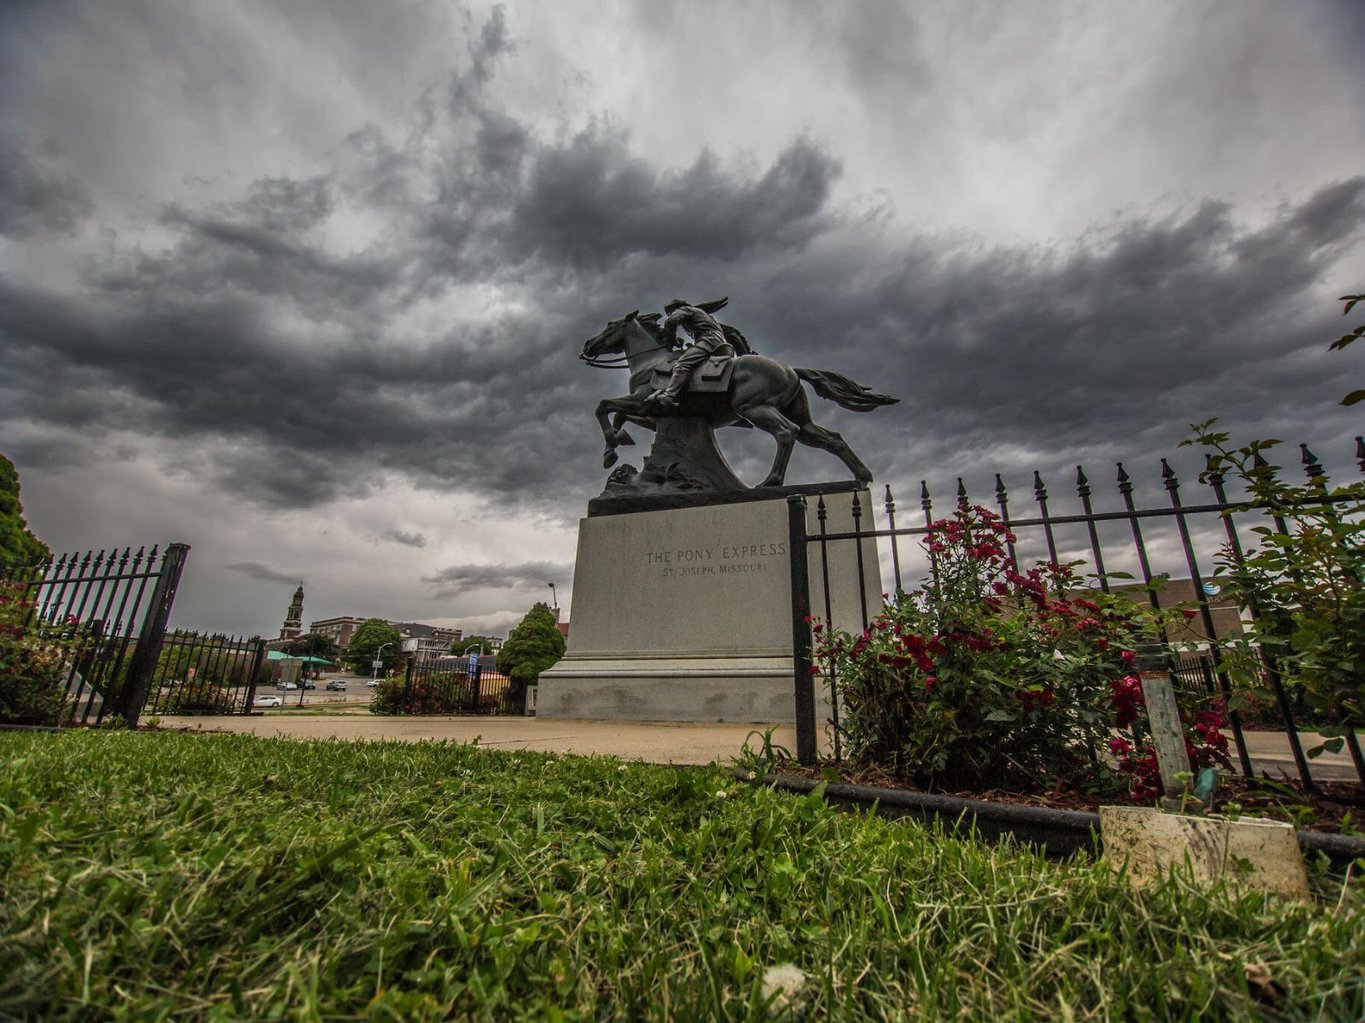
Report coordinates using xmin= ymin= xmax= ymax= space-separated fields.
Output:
xmin=0 ymin=454 xmax=49 ymax=567
xmin=496 ymin=603 xmax=564 ymax=689
xmin=450 ymin=635 xmax=500 ymax=655
xmin=286 ymin=633 xmax=340 ymax=662
xmin=344 ymin=619 xmax=402 ymax=675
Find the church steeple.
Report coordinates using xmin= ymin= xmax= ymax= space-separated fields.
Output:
xmin=280 ymin=582 xmax=304 ymax=640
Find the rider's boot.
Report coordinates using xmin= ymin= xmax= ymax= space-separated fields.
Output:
xmin=647 ymin=365 xmax=689 ymax=409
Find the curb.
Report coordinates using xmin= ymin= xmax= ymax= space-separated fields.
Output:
xmin=745 ymin=771 xmax=1365 ymax=873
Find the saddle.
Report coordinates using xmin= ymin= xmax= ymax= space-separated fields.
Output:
xmin=649 ymin=352 xmax=735 ymax=394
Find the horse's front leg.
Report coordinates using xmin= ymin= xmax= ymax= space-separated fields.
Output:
xmin=609 ymin=411 xmax=636 ymax=448
xmin=595 ymin=396 xmax=643 ymax=468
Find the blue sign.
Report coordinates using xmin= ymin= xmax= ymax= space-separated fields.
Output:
xmin=468 ymin=653 xmax=479 ymax=671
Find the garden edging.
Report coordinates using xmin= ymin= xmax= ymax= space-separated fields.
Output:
xmin=743 ymin=770 xmax=1365 ymax=873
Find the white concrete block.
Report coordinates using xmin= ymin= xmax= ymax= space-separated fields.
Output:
xmin=1099 ymin=805 xmax=1310 ymax=898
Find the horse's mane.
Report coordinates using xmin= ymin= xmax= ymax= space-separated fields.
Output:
xmin=635 ymin=313 xmax=664 ymax=342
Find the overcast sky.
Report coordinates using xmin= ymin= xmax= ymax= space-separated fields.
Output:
xmin=3 ymin=1 xmax=1362 ymax=639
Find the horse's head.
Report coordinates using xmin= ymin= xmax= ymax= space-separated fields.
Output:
xmin=581 ymin=310 xmax=639 ymax=361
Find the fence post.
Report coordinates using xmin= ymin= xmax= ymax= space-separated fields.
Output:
xmin=112 ymin=542 xmax=190 ymax=727
xmin=788 ymin=496 xmax=816 ymax=765
xmin=242 ymin=636 xmax=266 ymax=714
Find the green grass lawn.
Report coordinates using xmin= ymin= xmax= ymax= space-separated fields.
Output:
xmin=1 ymin=732 xmax=1360 ymax=1021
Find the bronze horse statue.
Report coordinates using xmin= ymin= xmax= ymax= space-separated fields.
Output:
xmin=580 ymin=310 xmax=896 ymax=488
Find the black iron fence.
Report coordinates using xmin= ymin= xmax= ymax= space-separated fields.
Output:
xmin=788 ymin=438 xmax=1365 ymax=792
xmin=1 ymin=544 xmax=189 ymax=727
xmin=142 ymin=631 xmax=267 ymax=716
xmin=381 ymin=653 xmax=524 ymax=716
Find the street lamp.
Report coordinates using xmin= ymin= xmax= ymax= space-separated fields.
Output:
xmin=373 ymin=642 xmax=394 ymax=681
xmin=547 ymin=582 xmax=558 ymax=617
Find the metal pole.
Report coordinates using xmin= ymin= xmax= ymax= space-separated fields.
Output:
xmin=788 ymin=496 xmax=816 ymax=765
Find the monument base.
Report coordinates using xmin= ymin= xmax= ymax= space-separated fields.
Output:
xmin=537 ymin=653 xmax=833 ymax=722
xmin=538 ymin=486 xmax=880 ymax=724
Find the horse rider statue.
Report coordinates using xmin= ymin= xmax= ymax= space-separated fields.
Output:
xmin=645 ymin=297 xmax=753 ymax=410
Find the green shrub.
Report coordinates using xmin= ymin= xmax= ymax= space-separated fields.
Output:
xmin=369 ymin=678 xmax=464 ymax=716
xmin=156 ymin=683 xmax=238 ymax=715
xmin=0 ymin=584 xmax=72 ymax=726
xmin=816 ymin=505 xmax=1227 ymax=795
xmin=1185 ymin=419 xmax=1364 ymax=743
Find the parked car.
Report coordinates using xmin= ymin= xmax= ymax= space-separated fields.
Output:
xmin=324 ymin=680 xmax=348 ymax=691
xmin=366 ymin=678 xmax=385 ymax=688
xmin=254 ymin=694 xmax=283 ymax=708
xmin=277 ymin=681 xmax=298 ymax=691
xmin=299 ymin=679 xmax=316 ymax=690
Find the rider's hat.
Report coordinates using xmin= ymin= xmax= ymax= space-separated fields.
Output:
xmin=664 ymin=296 xmax=728 ymax=315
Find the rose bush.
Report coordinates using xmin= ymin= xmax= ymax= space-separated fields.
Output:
xmin=814 ymin=505 xmax=1230 ymax=797
xmin=0 ymin=583 xmax=73 ymax=725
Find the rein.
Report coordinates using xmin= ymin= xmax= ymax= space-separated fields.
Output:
xmin=581 ymin=340 xmax=673 ymax=369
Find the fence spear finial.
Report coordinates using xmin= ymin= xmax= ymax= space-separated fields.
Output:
xmin=1300 ymin=444 xmax=1325 ymax=486
xmin=1161 ymin=458 xmax=1178 ymax=490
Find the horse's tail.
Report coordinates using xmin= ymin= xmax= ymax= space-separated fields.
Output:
xmin=795 ymin=368 xmax=899 ymax=413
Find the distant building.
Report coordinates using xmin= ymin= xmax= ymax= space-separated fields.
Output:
xmin=309 ymin=616 xmax=367 ymax=651
xmin=280 ymin=583 xmax=304 ymax=640
xmin=307 ymin=615 xmax=465 ymax=658
xmin=264 ymin=583 xmax=307 ymax=652
xmin=392 ymin=620 xmax=463 ymax=659
xmin=1070 ymin=576 xmax=1245 ymax=646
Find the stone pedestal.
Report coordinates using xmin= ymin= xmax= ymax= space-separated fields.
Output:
xmin=538 ymin=486 xmax=882 ymax=723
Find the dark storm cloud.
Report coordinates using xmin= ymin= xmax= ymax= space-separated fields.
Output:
xmin=504 ymin=133 xmax=841 ymax=268
xmin=0 ymin=137 xmax=92 ymax=238
xmin=0 ymin=39 xmax=851 ymax=515
xmin=225 ymin=561 xmax=301 ymax=585
xmin=379 ymin=529 xmax=427 ymax=549
xmin=422 ymin=560 xmax=571 ymax=598
xmin=1 ymin=1 xmax=1360 ymax=533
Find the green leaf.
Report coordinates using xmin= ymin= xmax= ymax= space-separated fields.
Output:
xmin=1329 ymin=325 xmax=1364 ymax=351
xmin=1306 ymin=738 xmax=1344 ymax=758
xmin=1341 ymin=389 xmax=1365 ymax=406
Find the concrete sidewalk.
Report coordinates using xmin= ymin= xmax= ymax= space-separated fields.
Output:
xmin=158 ymin=713 xmax=793 ymax=766
xmin=157 ymin=713 xmax=1358 ymax=781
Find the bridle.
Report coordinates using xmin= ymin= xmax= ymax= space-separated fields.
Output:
xmin=580 ymin=322 xmax=674 ymax=369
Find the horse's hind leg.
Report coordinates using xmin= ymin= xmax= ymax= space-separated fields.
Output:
xmin=796 ymin=421 xmax=873 ymax=483
xmin=787 ymin=388 xmax=873 ymax=483
xmin=738 ymin=404 xmax=800 ymax=488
